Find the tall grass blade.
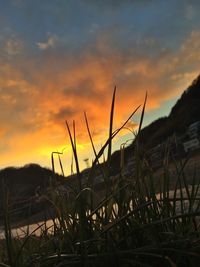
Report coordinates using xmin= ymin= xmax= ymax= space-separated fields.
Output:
xmin=107 ymin=86 xmax=116 ymax=162
xmin=84 ymin=111 xmax=98 ymax=159
xmin=138 ymin=91 xmax=147 ymax=136
xmin=66 ymin=120 xmax=81 ymax=188
xmin=58 ymin=153 xmax=65 ymax=177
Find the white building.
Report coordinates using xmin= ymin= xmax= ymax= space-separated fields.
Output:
xmin=188 ymin=121 xmax=200 ymax=139
xmin=183 ymin=138 xmax=200 ymax=153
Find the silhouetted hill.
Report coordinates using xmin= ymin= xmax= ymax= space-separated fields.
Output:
xmin=0 ymin=163 xmax=63 ymax=201
xmin=139 ymin=75 xmax=200 ymax=149
xmin=0 ymin=164 xmax=65 ymax=224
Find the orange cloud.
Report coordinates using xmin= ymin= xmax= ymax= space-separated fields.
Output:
xmin=1 ymin=29 xmax=200 ymax=171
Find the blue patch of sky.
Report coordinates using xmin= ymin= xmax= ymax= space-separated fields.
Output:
xmin=112 ymin=96 xmax=179 ymax=153
xmin=105 ymin=1 xmax=200 ymax=53
xmin=1 ymin=1 xmax=96 ymax=49
xmin=1 ymin=0 xmax=200 ymax=57
xmin=140 ymin=97 xmax=178 ymax=128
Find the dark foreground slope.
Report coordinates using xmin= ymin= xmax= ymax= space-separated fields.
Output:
xmin=0 ymin=164 xmax=64 ymax=224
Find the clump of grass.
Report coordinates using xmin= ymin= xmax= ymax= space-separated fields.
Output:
xmin=0 ymin=88 xmax=200 ymax=267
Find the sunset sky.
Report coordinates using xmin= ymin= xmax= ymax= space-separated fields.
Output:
xmin=1 ymin=0 xmax=200 ymax=174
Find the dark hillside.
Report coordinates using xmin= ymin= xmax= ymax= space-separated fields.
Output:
xmin=0 ymin=164 xmax=65 ymax=224
xmin=169 ymin=75 xmax=200 ymax=129
xmin=138 ymin=117 xmax=168 ymax=148
xmin=139 ymin=74 xmax=200 ymax=149
xmin=0 ymin=164 xmax=63 ymax=205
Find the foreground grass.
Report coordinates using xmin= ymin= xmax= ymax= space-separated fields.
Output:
xmin=1 ymin=90 xmax=200 ymax=267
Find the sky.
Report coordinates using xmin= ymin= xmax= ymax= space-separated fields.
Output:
xmin=0 ymin=0 xmax=200 ymax=174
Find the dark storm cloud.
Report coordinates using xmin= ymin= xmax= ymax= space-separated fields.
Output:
xmin=52 ymin=107 xmax=78 ymax=122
